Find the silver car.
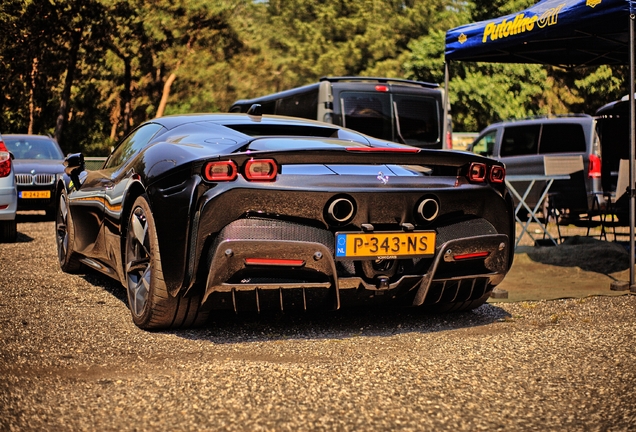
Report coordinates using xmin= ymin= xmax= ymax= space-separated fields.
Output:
xmin=0 ymin=133 xmax=17 ymax=242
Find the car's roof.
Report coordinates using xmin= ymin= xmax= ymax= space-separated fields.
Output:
xmin=481 ymin=114 xmax=594 ymax=132
xmin=3 ymin=134 xmax=59 ymax=142
xmin=153 ymin=113 xmax=339 ymax=131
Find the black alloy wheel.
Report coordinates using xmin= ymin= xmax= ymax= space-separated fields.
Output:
xmin=55 ymin=190 xmax=83 ymax=273
xmin=125 ymin=194 xmax=208 ymax=329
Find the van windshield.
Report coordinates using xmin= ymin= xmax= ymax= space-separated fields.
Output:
xmin=338 ymin=91 xmax=439 ymax=147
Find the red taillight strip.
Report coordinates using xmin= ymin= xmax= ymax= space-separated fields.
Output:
xmin=346 ymin=147 xmax=420 ymax=153
xmin=453 ymin=251 xmax=490 ymax=260
xmin=245 ymin=258 xmax=305 ymax=266
xmin=203 ymin=160 xmax=238 ymax=181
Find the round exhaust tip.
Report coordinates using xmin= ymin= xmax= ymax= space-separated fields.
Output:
xmin=417 ymin=197 xmax=439 ymax=222
xmin=325 ymin=196 xmax=356 ymax=225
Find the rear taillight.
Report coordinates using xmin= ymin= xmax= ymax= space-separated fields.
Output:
xmin=489 ymin=165 xmax=505 ymax=183
xmin=468 ymin=162 xmax=487 ymax=182
xmin=588 ymin=154 xmax=601 ymax=179
xmin=203 ymin=161 xmax=237 ymax=181
xmin=202 ymin=159 xmax=279 ymax=182
xmin=244 ymin=159 xmax=277 ymax=181
xmin=0 ymin=140 xmax=11 ymax=178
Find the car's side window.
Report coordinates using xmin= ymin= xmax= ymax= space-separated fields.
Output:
xmin=500 ymin=125 xmax=540 ymax=157
xmin=104 ymin=124 xmax=164 ymax=170
xmin=471 ymin=131 xmax=496 ymax=157
xmin=539 ymin=123 xmax=586 ymax=154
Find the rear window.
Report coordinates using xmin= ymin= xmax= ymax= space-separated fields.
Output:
xmin=539 ymin=123 xmax=586 ymax=154
xmin=338 ymin=91 xmax=440 ymax=146
xmin=500 ymin=125 xmax=540 ymax=157
xmin=340 ymin=92 xmax=392 ymax=140
xmin=393 ymin=94 xmax=440 ymax=145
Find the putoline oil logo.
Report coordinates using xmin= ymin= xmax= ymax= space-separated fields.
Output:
xmin=481 ymin=3 xmax=565 ymax=44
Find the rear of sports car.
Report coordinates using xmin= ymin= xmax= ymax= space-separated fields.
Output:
xmin=153 ymin=139 xmax=514 ymax=314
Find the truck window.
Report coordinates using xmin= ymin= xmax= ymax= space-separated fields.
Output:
xmin=276 ymin=90 xmax=318 ymax=119
xmin=539 ymin=123 xmax=586 ymax=154
xmin=471 ymin=131 xmax=496 ymax=157
xmin=393 ymin=95 xmax=440 ymax=146
xmin=340 ymin=92 xmax=392 ymax=141
xmin=500 ymin=125 xmax=540 ymax=157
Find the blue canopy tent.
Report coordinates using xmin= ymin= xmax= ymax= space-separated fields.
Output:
xmin=444 ymin=0 xmax=636 ymax=289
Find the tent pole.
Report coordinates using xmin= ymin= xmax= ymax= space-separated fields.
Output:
xmin=443 ymin=61 xmax=450 ymax=149
xmin=630 ymin=13 xmax=636 ymax=291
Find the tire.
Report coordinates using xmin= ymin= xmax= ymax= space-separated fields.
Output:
xmin=125 ymin=195 xmax=209 ymax=330
xmin=0 ymin=219 xmax=17 ymax=243
xmin=55 ymin=190 xmax=84 ymax=273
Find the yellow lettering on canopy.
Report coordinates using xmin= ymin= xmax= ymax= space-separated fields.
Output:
xmin=537 ymin=4 xmax=565 ymax=28
xmin=481 ymin=4 xmax=561 ymax=44
xmin=483 ymin=22 xmax=496 ymax=43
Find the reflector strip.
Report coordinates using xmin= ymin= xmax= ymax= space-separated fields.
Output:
xmin=453 ymin=251 xmax=490 ymax=260
xmin=345 ymin=147 xmax=420 ymax=153
xmin=245 ymin=258 xmax=305 ymax=266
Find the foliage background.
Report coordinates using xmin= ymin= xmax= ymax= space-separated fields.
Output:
xmin=0 ymin=0 xmax=628 ymax=155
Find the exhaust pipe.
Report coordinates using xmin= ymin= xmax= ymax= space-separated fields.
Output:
xmin=417 ymin=197 xmax=439 ymax=222
xmin=325 ymin=197 xmax=356 ymax=225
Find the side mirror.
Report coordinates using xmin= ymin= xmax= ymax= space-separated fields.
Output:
xmin=64 ymin=153 xmax=85 ymax=190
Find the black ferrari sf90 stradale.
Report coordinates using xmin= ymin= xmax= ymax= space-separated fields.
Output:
xmin=56 ymin=109 xmax=515 ymax=329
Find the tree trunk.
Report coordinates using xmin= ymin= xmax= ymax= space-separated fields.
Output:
xmin=55 ymin=31 xmax=82 ymax=147
xmin=156 ymin=73 xmax=177 ymax=118
xmin=120 ymin=56 xmax=132 ymax=136
xmin=28 ymin=57 xmax=38 ymax=135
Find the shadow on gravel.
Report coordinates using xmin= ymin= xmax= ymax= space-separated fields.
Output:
xmin=14 ymin=232 xmax=34 ymax=243
xmin=78 ymin=268 xmax=512 ymax=343
xmin=82 ymin=271 xmax=128 ymax=304
xmin=524 ymin=236 xmax=630 ymax=274
xmin=16 ymin=212 xmax=52 ymax=223
xmin=173 ymin=304 xmax=512 ymax=344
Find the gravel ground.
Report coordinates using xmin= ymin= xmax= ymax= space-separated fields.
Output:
xmin=1 ymin=217 xmax=636 ymax=431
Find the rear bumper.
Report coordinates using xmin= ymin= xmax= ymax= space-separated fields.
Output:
xmin=16 ymin=184 xmax=57 ymax=211
xmin=203 ymin=228 xmax=510 ymax=312
xmin=0 ymin=186 xmax=17 ymax=220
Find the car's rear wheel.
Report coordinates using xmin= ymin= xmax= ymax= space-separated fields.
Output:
xmin=0 ymin=219 xmax=17 ymax=243
xmin=55 ymin=190 xmax=83 ymax=273
xmin=125 ymin=195 xmax=208 ymax=330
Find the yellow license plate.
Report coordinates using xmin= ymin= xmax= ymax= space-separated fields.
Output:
xmin=20 ymin=190 xmax=51 ymax=199
xmin=335 ymin=231 xmax=436 ymax=259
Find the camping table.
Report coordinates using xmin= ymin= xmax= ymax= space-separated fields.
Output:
xmin=506 ymin=174 xmax=570 ymax=248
